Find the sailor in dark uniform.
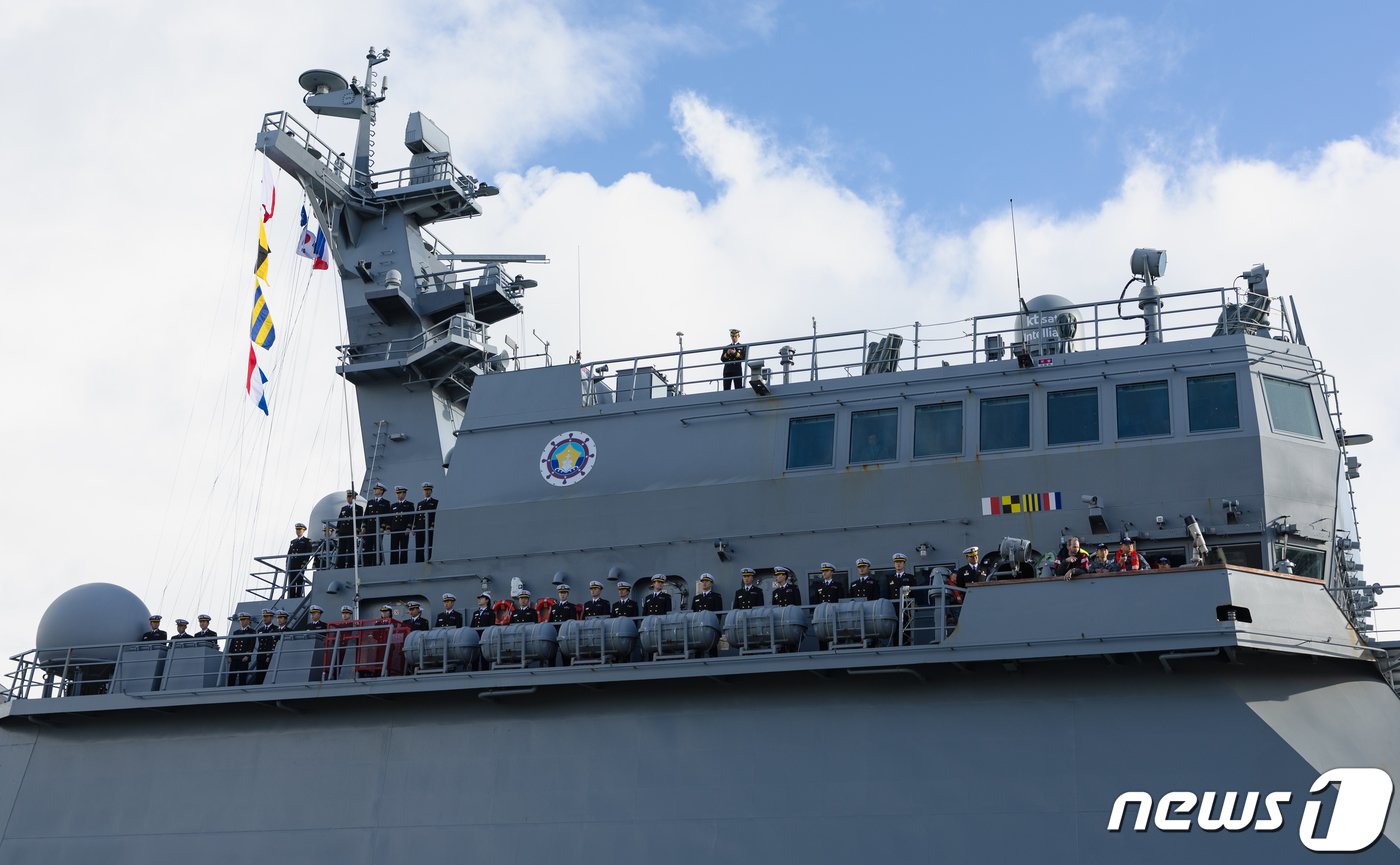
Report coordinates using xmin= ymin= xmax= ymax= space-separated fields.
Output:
xmin=891 ymin=553 xmax=918 ymax=645
xmin=583 ymin=581 xmax=612 ymax=618
xmin=436 ymin=593 xmax=463 ymax=628
xmin=814 ymin=563 xmax=845 ymax=604
xmin=733 ymin=567 xmax=764 ymax=609
xmin=227 ymin=613 xmax=255 ymax=685
xmin=642 ymin=575 xmax=673 ymax=616
xmin=334 ymin=489 xmax=362 ymax=569
xmin=510 ymin=590 xmax=539 ymax=623
xmin=362 ymin=482 xmax=391 ymax=566
xmin=415 ymin=482 xmax=439 ymax=563
xmin=851 ymin=558 xmax=881 ymax=600
xmin=720 ymin=328 xmax=747 ymax=391
xmin=285 ymin=522 xmax=314 ymax=597
xmin=305 ymin=605 xmax=327 ymax=631
xmin=140 ymin=615 xmax=167 ymax=641
xmin=692 ymin=574 xmax=722 ymax=657
xmin=253 ymin=609 xmax=278 ymax=684
xmin=469 ymin=593 xmax=495 ymax=629
xmin=771 ymin=566 xmax=801 ymax=607
xmin=194 ymin=614 xmax=218 ymax=648
xmin=404 ymin=601 xmax=430 ymax=632
xmin=612 ymin=582 xmax=638 ymax=619
xmin=170 ymin=618 xmax=192 ymax=639
xmin=952 ymin=547 xmax=987 ymax=589
xmin=314 ymin=524 xmax=335 ymax=571
xmin=550 ymin=585 xmax=580 ymax=622
xmin=303 ymin=605 xmax=328 ymax=679
xmin=692 ymin=574 xmax=723 ymax=612
xmin=388 ymin=485 xmax=416 ymax=565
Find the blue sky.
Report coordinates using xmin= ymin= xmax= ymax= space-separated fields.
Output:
xmin=2 ymin=0 xmax=1398 ymax=655
xmin=519 ymin=1 xmax=1400 ymax=227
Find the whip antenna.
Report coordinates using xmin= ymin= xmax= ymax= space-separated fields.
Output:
xmin=1010 ymin=198 xmax=1027 ymax=313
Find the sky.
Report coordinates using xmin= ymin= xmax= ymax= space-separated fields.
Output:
xmin=2 ymin=0 xmax=1398 ymax=666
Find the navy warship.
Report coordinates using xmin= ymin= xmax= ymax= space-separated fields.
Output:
xmin=1 ymin=47 xmax=1397 ymax=863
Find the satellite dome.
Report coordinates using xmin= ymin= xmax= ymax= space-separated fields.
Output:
xmin=37 ymin=583 xmax=150 ymax=666
xmin=308 ymin=490 xmax=356 ymax=537
xmin=1017 ymin=294 xmax=1079 ymax=358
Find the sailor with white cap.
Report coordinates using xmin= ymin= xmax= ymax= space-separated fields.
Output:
xmin=193 ymin=613 xmax=218 ymax=644
xmin=435 ymin=593 xmax=463 ymax=628
xmin=851 ymin=558 xmax=880 ymax=600
xmin=643 ymin=575 xmax=673 ymax=616
xmin=720 ymin=327 xmax=748 ymax=391
xmin=954 ymin=546 xmax=987 ymax=590
xmin=363 ymin=483 xmax=391 ymax=566
xmin=612 ymin=580 xmax=638 ymax=619
xmin=285 ymin=522 xmax=314 ymax=598
xmin=692 ymin=574 xmax=722 ymax=656
xmin=415 ymin=482 xmax=439 ymax=562
xmin=470 ymin=592 xmax=495 ymax=629
xmin=550 ymin=584 xmax=579 ymax=622
xmin=734 ymin=567 xmax=764 ymax=609
xmin=583 ymin=581 xmax=612 ymax=618
xmin=306 ymin=605 xmax=327 ymax=631
xmin=335 ymin=489 xmax=363 ymax=569
xmin=339 ymin=605 xmax=355 ymax=620
xmin=771 ymin=566 xmax=801 ymax=607
xmin=384 ymin=485 xmax=414 ymax=564
xmin=404 ymin=601 xmax=430 ymax=632
xmin=510 ymin=589 xmax=539 ymax=624
xmin=140 ymin=615 xmax=166 ymax=642
xmin=814 ymin=562 xmax=844 ymax=604
xmin=692 ymin=574 xmax=722 ymax=613
xmin=171 ymin=618 xmax=192 ymax=639
xmin=228 ymin=613 xmax=256 ymax=685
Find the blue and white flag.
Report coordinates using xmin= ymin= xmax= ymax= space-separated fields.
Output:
xmin=296 ymin=206 xmax=329 ymax=271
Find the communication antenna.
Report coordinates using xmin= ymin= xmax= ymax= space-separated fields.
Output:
xmin=1010 ymin=199 xmax=1027 ymax=314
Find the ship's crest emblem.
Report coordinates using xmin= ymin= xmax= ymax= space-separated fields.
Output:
xmin=540 ymin=431 xmax=597 ymax=486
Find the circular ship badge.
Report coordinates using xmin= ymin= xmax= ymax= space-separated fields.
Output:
xmin=540 ymin=431 xmax=597 ymax=486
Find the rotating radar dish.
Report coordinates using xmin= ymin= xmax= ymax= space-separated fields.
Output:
xmin=298 ymin=68 xmax=348 ymax=95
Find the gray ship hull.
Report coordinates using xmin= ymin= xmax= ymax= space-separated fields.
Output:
xmin=2 ymin=651 xmax=1397 ymax=863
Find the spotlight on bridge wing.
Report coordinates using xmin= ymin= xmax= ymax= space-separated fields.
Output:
xmin=1081 ymin=494 xmax=1108 ymax=534
xmin=748 ymin=360 xmax=770 ymax=395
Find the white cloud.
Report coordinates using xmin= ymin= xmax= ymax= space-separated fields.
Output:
xmin=1032 ymin=13 xmax=1142 ymax=112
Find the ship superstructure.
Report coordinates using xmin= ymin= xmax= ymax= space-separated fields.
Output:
xmin=1 ymin=48 xmax=1396 ymax=864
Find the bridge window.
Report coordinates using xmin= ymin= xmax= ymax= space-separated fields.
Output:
xmin=787 ymin=414 xmax=835 ymax=469
xmin=1261 ymin=376 xmax=1322 ymax=439
xmin=914 ymin=402 xmax=963 ymax=457
xmin=1047 ymin=387 xmax=1099 ymax=445
xmin=850 ymin=408 xmax=898 ymax=463
xmin=1188 ymin=373 xmax=1240 ymax=432
xmin=1116 ymin=380 xmax=1170 ymax=438
xmin=980 ymin=395 xmax=1030 ymax=451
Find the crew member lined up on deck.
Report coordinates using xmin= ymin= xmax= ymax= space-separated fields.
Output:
xmin=286 ymin=523 xmax=313 ymax=597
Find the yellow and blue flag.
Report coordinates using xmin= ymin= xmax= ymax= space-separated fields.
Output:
xmin=250 ymin=284 xmax=276 ymax=349
xmin=254 ymin=220 xmax=271 ymax=284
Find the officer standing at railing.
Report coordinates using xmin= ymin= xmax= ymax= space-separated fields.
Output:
xmin=511 ymin=590 xmax=539 ymax=623
xmin=252 ymin=609 xmax=278 ymax=684
xmin=469 ymin=593 xmax=494 ymax=629
xmin=305 ymin=605 xmax=327 ymax=632
xmin=228 ymin=613 xmax=255 ymax=686
xmin=415 ymin=482 xmax=439 ymax=562
xmin=286 ymin=523 xmax=314 ymax=597
xmin=388 ymin=486 xmax=416 ymax=565
xmin=172 ymin=618 xmax=192 ymax=639
xmin=363 ymin=483 xmax=391 ymax=567
xmin=643 ymin=575 xmax=673 ymax=616
xmin=583 ymin=581 xmax=612 ymax=618
xmin=851 ymin=559 xmax=880 ymax=600
xmin=692 ymin=574 xmax=722 ymax=657
xmin=771 ymin=567 xmax=801 ymax=606
xmin=612 ymin=582 xmax=638 ymax=619
xmin=335 ymin=490 xmax=362 ymax=569
xmin=436 ymin=593 xmax=463 ymax=628
xmin=403 ymin=602 xmax=430 ymax=631
xmin=734 ymin=568 xmax=764 ymax=609
xmin=814 ymin=563 xmax=844 ymax=603
xmin=194 ymin=614 xmax=218 ymax=648
xmin=140 ymin=616 xmax=167 ymax=641
xmin=720 ymin=328 xmax=747 ymax=391
xmin=551 ymin=585 xmax=580 ymax=622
